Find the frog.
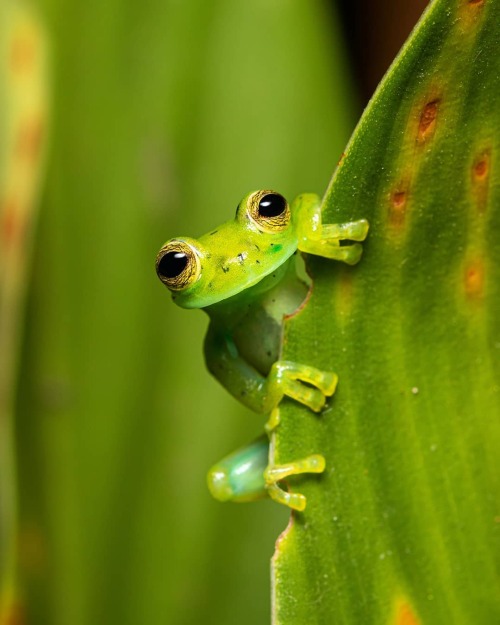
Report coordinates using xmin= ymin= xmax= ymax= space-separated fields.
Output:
xmin=156 ymin=190 xmax=368 ymax=511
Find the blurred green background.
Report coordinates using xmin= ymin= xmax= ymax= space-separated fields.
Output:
xmin=5 ymin=0 xmax=425 ymax=623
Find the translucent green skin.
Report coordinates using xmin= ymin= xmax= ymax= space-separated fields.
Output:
xmin=158 ymin=191 xmax=368 ymax=510
xmin=171 ymin=191 xmax=364 ymax=310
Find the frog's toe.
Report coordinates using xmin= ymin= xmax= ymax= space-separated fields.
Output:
xmin=267 ymin=483 xmax=306 ymax=511
xmin=264 ymin=454 xmax=326 ymax=511
xmin=265 ymin=454 xmax=325 ymax=482
xmin=301 ymin=386 xmax=327 ymax=412
xmin=340 ymin=243 xmax=364 ymax=265
xmin=320 ymin=371 xmax=338 ymax=396
xmin=282 ymin=377 xmax=325 ymax=412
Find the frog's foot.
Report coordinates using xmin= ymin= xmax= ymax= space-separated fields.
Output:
xmin=311 ymin=241 xmax=364 ymax=265
xmin=269 ymin=360 xmax=338 ymax=413
xmin=321 ymin=220 xmax=370 ymax=242
xmin=292 ymin=194 xmax=369 ymax=265
xmin=300 ymin=220 xmax=369 ymax=265
xmin=264 ymin=454 xmax=326 ymax=511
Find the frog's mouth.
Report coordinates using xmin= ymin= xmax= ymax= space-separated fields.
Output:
xmin=177 ymin=245 xmax=295 ymax=310
xmin=157 ymin=224 xmax=297 ymax=309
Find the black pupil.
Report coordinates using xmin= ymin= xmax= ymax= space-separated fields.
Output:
xmin=158 ymin=251 xmax=188 ymax=279
xmin=258 ymin=193 xmax=286 ymax=218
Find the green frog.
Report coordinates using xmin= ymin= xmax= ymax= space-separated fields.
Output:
xmin=156 ymin=190 xmax=368 ymax=510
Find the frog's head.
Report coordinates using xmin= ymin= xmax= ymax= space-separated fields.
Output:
xmin=156 ymin=190 xmax=298 ymax=309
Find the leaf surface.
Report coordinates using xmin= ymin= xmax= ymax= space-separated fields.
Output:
xmin=0 ymin=4 xmax=48 ymax=620
xmin=274 ymin=1 xmax=500 ymax=623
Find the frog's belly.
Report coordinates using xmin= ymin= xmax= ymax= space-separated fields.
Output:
xmin=232 ymin=311 xmax=282 ymax=377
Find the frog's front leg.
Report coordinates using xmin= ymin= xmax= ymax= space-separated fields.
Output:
xmin=293 ymin=193 xmax=369 ymax=265
xmin=207 ymin=436 xmax=269 ymax=503
xmin=204 ymin=325 xmax=337 ymax=417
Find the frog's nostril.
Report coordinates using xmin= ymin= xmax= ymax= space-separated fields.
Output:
xmin=157 ymin=251 xmax=188 ymax=280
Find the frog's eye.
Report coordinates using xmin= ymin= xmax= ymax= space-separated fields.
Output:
xmin=155 ymin=240 xmax=201 ymax=291
xmin=247 ymin=190 xmax=290 ymax=233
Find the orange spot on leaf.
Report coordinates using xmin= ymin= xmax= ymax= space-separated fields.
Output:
xmin=393 ymin=191 xmax=407 ymax=208
xmin=396 ymin=603 xmax=420 ymax=625
xmin=464 ymin=259 xmax=485 ymax=300
xmin=1 ymin=602 xmax=26 ymax=625
xmin=458 ymin=0 xmax=486 ymax=29
xmin=15 ymin=118 xmax=44 ymax=163
xmin=473 ymin=158 xmax=488 ymax=179
xmin=10 ymin=34 xmax=36 ymax=75
xmin=417 ymin=100 xmax=440 ymax=143
xmin=1 ymin=200 xmax=24 ymax=248
xmin=389 ymin=187 xmax=408 ymax=228
xmin=471 ymin=149 xmax=491 ymax=213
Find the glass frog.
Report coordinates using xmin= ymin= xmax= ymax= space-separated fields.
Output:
xmin=156 ymin=190 xmax=368 ymax=511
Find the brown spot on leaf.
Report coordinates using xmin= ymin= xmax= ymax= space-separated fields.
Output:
xmin=464 ymin=259 xmax=485 ymax=300
xmin=473 ymin=157 xmax=488 ymax=179
xmin=417 ymin=99 xmax=440 ymax=143
xmin=389 ymin=186 xmax=408 ymax=228
xmin=2 ymin=601 xmax=26 ymax=625
xmin=15 ymin=118 xmax=44 ymax=163
xmin=471 ymin=149 xmax=491 ymax=213
xmin=393 ymin=191 xmax=407 ymax=208
xmin=458 ymin=0 xmax=486 ymax=28
xmin=1 ymin=199 xmax=24 ymax=247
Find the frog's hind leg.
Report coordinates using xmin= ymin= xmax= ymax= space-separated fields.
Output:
xmin=206 ymin=433 xmax=326 ymax=511
xmin=207 ymin=436 xmax=269 ymax=503
xmin=265 ymin=454 xmax=325 ymax=512
xmin=264 ymin=407 xmax=326 ymax=511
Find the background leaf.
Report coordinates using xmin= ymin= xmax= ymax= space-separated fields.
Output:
xmin=0 ymin=3 xmax=48 ymax=619
xmin=274 ymin=0 xmax=500 ymax=623
xmin=10 ymin=1 xmax=355 ymax=624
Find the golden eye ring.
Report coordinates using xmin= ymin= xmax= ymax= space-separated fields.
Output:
xmin=247 ymin=190 xmax=290 ymax=233
xmin=155 ymin=240 xmax=201 ymax=291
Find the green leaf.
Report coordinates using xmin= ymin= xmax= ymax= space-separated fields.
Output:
xmin=274 ymin=1 xmax=500 ymax=623
xmin=0 ymin=3 xmax=48 ymax=619
xmin=12 ymin=2 xmax=354 ymax=624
